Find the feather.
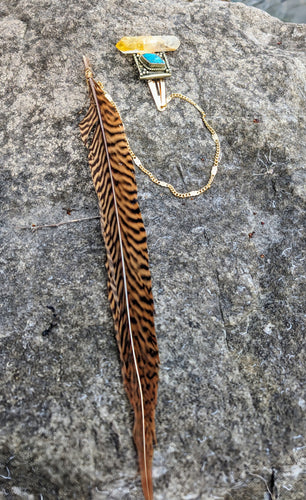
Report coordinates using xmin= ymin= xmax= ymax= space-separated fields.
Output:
xmin=79 ymin=57 xmax=159 ymax=500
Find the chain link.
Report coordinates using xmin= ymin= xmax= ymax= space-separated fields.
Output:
xmin=103 ymin=85 xmax=220 ymax=198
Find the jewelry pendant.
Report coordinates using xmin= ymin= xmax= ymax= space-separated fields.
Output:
xmin=115 ymin=35 xmax=221 ymax=197
xmin=116 ymin=35 xmax=179 ymax=111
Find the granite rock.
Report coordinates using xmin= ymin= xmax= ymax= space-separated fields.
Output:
xmin=0 ymin=0 xmax=305 ymax=499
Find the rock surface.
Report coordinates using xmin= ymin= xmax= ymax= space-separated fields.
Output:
xmin=0 ymin=0 xmax=305 ymax=499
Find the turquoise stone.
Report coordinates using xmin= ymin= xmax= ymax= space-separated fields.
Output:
xmin=142 ymin=53 xmax=165 ymax=64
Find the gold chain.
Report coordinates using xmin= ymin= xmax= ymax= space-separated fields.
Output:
xmin=101 ymin=83 xmax=220 ymax=198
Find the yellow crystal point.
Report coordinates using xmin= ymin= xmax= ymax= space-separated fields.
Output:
xmin=116 ymin=35 xmax=180 ymax=54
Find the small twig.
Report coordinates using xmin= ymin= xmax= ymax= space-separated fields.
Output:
xmin=17 ymin=216 xmax=100 ymax=232
xmin=0 ymin=465 xmax=12 ymax=480
xmin=248 ymin=472 xmax=273 ymax=497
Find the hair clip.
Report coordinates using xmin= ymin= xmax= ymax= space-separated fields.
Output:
xmin=116 ymin=35 xmax=179 ymax=111
xmin=116 ymin=35 xmax=221 ymax=197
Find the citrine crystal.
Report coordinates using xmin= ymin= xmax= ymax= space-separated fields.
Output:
xmin=116 ymin=35 xmax=180 ymax=54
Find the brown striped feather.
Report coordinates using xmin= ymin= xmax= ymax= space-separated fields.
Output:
xmin=79 ymin=59 xmax=159 ymax=500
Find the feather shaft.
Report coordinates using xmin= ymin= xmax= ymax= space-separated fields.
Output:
xmin=80 ymin=57 xmax=159 ymax=500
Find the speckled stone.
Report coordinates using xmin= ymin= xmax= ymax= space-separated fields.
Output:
xmin=0 ymin=1 xmax=305 ymax=499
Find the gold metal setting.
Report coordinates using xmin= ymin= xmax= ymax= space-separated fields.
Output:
xmin=133 ymin=53 xmax=171 ymax=80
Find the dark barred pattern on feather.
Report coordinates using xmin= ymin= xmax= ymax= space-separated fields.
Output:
xmin=80 ymin=69 xmax=159 ymax=500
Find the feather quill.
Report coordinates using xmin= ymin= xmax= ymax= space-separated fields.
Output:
xmin=79 ymin=57 xmax=159 ymax=500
